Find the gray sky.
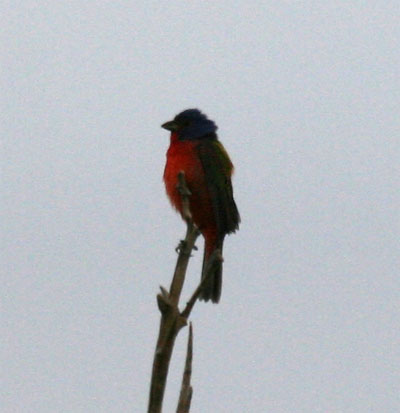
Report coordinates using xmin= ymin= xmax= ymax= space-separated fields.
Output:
xmin=3 ymin=1 xmax=400 ymax=412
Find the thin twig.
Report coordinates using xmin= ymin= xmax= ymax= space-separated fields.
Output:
xmin=176 ymin=171 xmax=192 ymax=224
xmin=168 ymin=224 xmax=199 ymax=306
xmin=176 ymin=323 xmax=193 ymax=413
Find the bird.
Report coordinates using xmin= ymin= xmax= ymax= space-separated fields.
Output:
xmin=162 ymin=109 xmax=240 ymax=303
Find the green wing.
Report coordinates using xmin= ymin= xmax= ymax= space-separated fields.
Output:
xmin=196 ymin=139 xmax=240 ymax=237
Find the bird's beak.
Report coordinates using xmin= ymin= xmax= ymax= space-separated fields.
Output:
xmin=161 ymin=120 xmax=179 ymax=132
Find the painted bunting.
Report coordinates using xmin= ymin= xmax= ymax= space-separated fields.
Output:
xmin=162 ymin=109 xmax=240 ymax=303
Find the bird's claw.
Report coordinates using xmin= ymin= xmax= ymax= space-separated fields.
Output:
xmin=175 ymin=240 xmax=186 ymax=253
xmin=175 ymin=240 xmax=197 ymax=257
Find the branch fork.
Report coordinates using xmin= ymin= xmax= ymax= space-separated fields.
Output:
xmin=148 ymin=171 xmax=203 ymax=413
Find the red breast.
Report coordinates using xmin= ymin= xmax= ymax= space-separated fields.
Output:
xmin=163 ymin=133 xmax=216 ymax=237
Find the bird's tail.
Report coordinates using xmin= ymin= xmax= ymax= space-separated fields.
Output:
xmin=199 ymin=235 xmax=224 ymax=304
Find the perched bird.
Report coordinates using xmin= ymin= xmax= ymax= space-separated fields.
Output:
xmin=162 ymin=109 xmax=240 ymax=303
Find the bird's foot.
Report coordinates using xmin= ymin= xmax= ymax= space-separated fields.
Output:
xmin=175 ymin=240 xmax=197 ymax=256
xmin=175 ymin=240 xmax=187 ymax=253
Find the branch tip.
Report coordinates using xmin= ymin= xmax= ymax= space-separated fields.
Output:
xmin=176 ymin=323 xmax=194 ymax=413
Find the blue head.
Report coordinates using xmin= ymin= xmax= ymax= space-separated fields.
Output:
xmin=161 ymin=109 xmax=218 ymax=140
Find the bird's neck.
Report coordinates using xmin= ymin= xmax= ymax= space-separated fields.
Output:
xmin=170 ymin=132 xmax=180 ymax=144
xmin=169 ymin=131 xmax=217 ymax=145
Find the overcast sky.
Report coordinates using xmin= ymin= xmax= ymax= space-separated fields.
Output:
xmin=3 ymin=1 xmax=400 ymax=412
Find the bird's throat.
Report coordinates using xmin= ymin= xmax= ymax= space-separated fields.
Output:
xmin=170 ymin=132 xmax=180 ymax=144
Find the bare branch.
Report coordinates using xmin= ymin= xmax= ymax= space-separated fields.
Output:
xmin=147 ymin=172 xmax=199 ymax=413
xmin=176 ymin=323 xmax=194 ymax=413
xmin=168 ymin=225 xmax=199 ymax=307
xmin=176 ymin=171 xmax=192 ymax=224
